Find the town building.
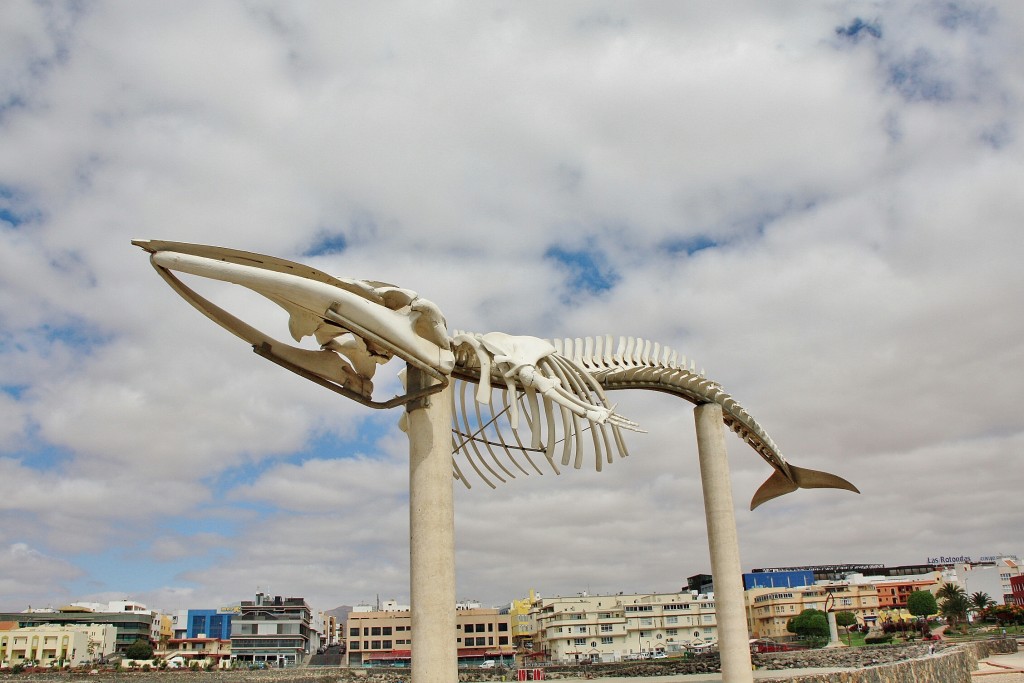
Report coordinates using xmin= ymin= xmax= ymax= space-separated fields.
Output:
xmin=229 ymin=593 xmax=314 ymax=668
xmin=186 ymin=609 xmax=234 ymax=640
xmin=161 ymin=636 xmax=232 ymax=668
xmin=744 ymin=570 xmax=815 ymax=590
xmin=956 ymin=556 xmax=1023 ymax=605
xmin=846 ymin=569 xmax=949 ymax=613
xmin=1009 ymin=575 xmax=1024 ymax=605
xmin=686 ymin=575 xmax=714 ymax=594
xmin=153 ymin=613 xmax=173 ymax=646
xmin=0 ymin=604 xmax=153 ymax=653
xmin=0 ymin=624 xmax=116 ymax=668
xmin=530 ymin=591 xmax=719 ymax=664
xmin=744 ymin=581 xmax=880 ymax=639
xmin=345 ymin=602 xmax=514 ymax=667
xmin=506 ymin=592 xmax=536 ymax=653
xmin=747 ymin=563 xmax=960 ymax=616
xmin=319 ymin=611 xmax=338 ymax=647
xmin=170 ymin=610 xmax=189 ymax=640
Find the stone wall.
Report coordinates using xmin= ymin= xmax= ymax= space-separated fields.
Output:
xmin=755 ymin=638 xmax=1018 ymax=683
xmin=0 ymin=638 xmax=1015 ymax=683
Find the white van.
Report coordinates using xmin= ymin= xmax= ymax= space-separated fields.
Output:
xmin=480 ymin=660 xmax=496 ymax=668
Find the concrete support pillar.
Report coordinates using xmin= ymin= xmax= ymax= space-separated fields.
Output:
xmin=406 ymin=367 xmax=457 ymax=683
xmin=694 ymin=402 xmax=754 ymax=683
xmin=826 ymin=610 xmax=843 ymax=647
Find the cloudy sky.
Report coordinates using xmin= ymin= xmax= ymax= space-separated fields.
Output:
xmin=1 ymin=1 xmax=1022 ymax=616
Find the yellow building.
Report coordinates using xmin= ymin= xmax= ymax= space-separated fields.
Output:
xmin=0 ymin=624 xmax=115 ymax=668
xmin=744 ymin=582 xmax=880 ymax=640
xmin=157 ymin=614 xmax=173 ymax=645
xmin=508 ymin=591 xmax=537 ymax=654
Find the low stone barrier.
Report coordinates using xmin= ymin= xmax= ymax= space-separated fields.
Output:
xmin=0 ymin=638 xmax=1015 ymax=683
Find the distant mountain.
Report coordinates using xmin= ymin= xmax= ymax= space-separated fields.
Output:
xmin=325 ymin=605 xmax=352 ymax=623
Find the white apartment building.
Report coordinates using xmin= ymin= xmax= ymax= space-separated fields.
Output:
xmin=531 ymin=591 xmax=718 ymax=664
xmin=352 ymin=599 xmax=410 ymax=613
xmin=0 ymin=624 xmax=116 ymax=668
xmin=957 ymin=556 xmax=1022 ymax=605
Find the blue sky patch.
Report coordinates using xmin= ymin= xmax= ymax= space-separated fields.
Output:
xmin=979 ymin=122 xmax=1011 ymax=149
xmin=835 ymin=17 xmax=882 ymax=41
xmin=69 ymin=550 xmax=200 ymax=595
xmin=158 ymin=514 xmax=239 ymax=540
xmin=38 ymin=320 xmax=112 ymax=356
xmin=303 ymin=231 xmax=348 ymax=257
xmin=206 ymin=417 xmax=391 ymax=495
xmin=661 ymin=235 xmax=719 ymax=256
xmin=0 ymin=95 xmax=27 ymax=125
xmin=887 ymin=49 xmax=954 ymax=102
xmin=2 ymin=384 xmax=27 ymax=400
xmin=0 ymin=185 xmax=39 ymax=228
xmin=936 ymin=3 xmax=995 ymax=32
xmin=544 ymin=245 xmax=619 ymax=294
xmin=10 ymin=443 xmax=74 ymax=472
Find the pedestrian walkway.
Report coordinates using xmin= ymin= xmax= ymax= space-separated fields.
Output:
xmin=974 ymin=648 xmax=1024 ymax=679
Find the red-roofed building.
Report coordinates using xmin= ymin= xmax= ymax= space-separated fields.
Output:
xmin=1010 ymin=575 xmax=1024 ymax=605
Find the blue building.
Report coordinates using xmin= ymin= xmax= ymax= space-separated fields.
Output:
xmin=743 ymin=570 xmax=815 ymax=590
xmin=187 ymin=609 xmax=233 ymax=640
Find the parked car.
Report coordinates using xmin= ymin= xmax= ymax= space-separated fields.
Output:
xmin=480 ymin=660 xmax=496 ymax=669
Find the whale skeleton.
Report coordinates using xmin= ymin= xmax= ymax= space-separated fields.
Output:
xmin=449 ymin=333 xmax=858 ymax=509
xmin=133 ymin=239 xmax=858 ymax=509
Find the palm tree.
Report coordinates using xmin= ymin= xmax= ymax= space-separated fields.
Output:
xmin=937 ymin=584 xmax=970 ymax=630
xmin=970 ymin=591 xmax=996 ymax=615
xmin=936 ymin=583 xmax=967 ymax=602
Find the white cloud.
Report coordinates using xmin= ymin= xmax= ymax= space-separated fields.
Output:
xmin=0 ymin=1 xmax=1021 ymax=614
xmin=0 ymin=542 xmax=82 ymax=610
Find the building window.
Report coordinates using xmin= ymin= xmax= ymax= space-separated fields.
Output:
xmin=601 ymin=637 xmax=613 ymax=645
xmin=574 ymin=638 xmax=586 ymax=646
xmin=600 ymin=624 xmax=613 ymax=633
xmin=382 ymin=640 xmax=392 ymax=649
xmin=499 ymin=636 xmax=508 ymax=645
xmin=350 ymin=641 xmax=359 ymax=650
xmin=666 ymin=616 xmax=678 ymax=624
xmin=498 ymin=623 xmax=508 ymax=631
